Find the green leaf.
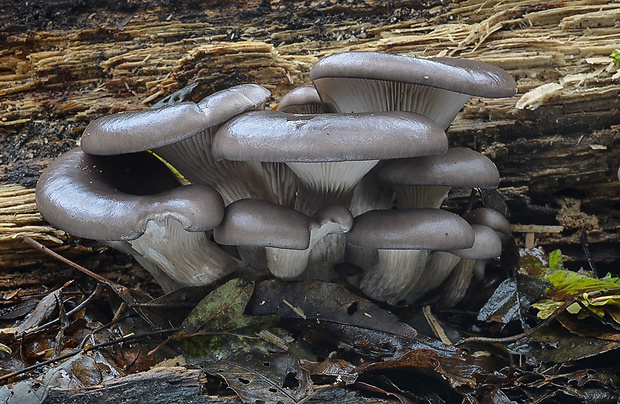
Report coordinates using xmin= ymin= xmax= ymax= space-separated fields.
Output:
xmin=175 ymin=278 xmax=280 ymax=361
xmin=547 ymin=249 xmax=563 ymax=270
xmin=611 ymin=49 xmax=620 ymax=69
xmin=180 ymin=278 xmax=257 ymax=334
xmin=531 ymin=299 xmax=565 ymax=319
xmin=541 ymin=269 xmax=620 ymax=301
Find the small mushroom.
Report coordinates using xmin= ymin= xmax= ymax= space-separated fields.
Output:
xmin=347 ymin=208 xmax=474 ymax=305
xmin=212 ymin=109 xmax=448 ymax=215
xmin=35 ymin=148 xmax=241 ymax=292
xmin=462 ymin=207 xmax=511 ymax=244
xmin=310 ymin=51 xmax=517 ymax=128
xmin=435 ymin=224 xmax=503 ymax=308
xmin=406 ymin=208 xmax=510 ymax=304
xmin=377 ymin=147 xmax=500 ymax=209
xmin=277 ymin=86 xmax=327 ymax=114
xmin=214 ymin=199 xmax=353 ymax=279
xmin=462 ymin=207 xmax=511 ymax=279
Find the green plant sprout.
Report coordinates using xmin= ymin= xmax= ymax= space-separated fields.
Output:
xmin=611 ymin=49 xmax=620 ymax=69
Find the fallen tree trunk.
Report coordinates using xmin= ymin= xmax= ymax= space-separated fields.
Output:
xmin=1 ymin=0 xmax=619 ymax=282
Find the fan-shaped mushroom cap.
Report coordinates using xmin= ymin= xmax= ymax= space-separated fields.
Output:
xmin=36 ymin=148 xmax=241 ymax=292
xmin=437 ymin=225 xmax=503 ymax=308
xmin=36 ymin=149 xmax=224 ymax=241
xmin=310 ymin=51 xmax=516 ymax=128
xmin=462 ymin=207 xmax=511 ymax=243
xmin=277 ymin=86 xmax=326 ymax=114
xmin=378 ymin=147 xmax=499 ymax=188
xmin=214 ymin=109 xmax=447 ymax=214
xmin=213 ymin=110 xmax=447 ymax=163
xmin=348 ymin=208 xmax=474 ymax=250
xmin=81 ymin=84 xmax=271 ymax=155
xmin=311 ymin=52 xmax=517 ymax=98
xmin=214 ymin=200 xmax=354 ymax=279
xmin=377 ymin=147 xmax=500 ymax=208
xmin=81 ymin=84 xmax=280 ymax=206
xmin=349 ymin=208 xmax=474 ymax=305
xmin=213 ymin=199 xmax=312 ymax=250
xmin=450 ymin=224 xmax=502 ymax=260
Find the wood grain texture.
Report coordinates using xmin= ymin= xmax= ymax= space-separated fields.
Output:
xmin=1 ymin=0 xmax=620 ymax=275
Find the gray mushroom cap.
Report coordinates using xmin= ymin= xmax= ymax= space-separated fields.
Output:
xmin=81 ymin=84 xmax=271 ymax=155
xmin=348 ymin=208 xmax=474 ymax=250
xmin=450 ymin=224 xmax=503 ymax=260
xmin=35 ymin=148 xmax=225 ymax=241
xmin=212 ymin=110 xmax=448 ymax=163
xmin=377 ymin=147 xmax=500 ymax=188
xmin=213 ymin=199 xmax=313 ymax=250
xmin=310 ymin=51 xmax=517 ymax=98
xmin=277 ymin=86 xmax=326 ymax=114
xmin=462 ymin=207 xmax=511 ymax=243
xmin=312 ymin=204 xmax=354 ymax=232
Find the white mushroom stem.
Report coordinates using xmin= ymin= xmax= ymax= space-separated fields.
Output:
xmin=359 ymin=249 xmax=430 ymax=305
xmin=287 ymin=160 xmax=379 ymax=215
xmin=436 ymin=258 xmax=476 ymax=309
xmin=393 ymin=185 xmax=451 ymax=209
xmin=405 ymin=251 xmax=461 ymax=304
xmin=104 ymin=240 xmax=184 ymax=293
xmin=128 ymin=217 xmax=241 ymax=290
xmin=265 ymin=215 xmax=351 ymax=280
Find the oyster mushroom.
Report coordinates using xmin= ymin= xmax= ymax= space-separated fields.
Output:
xmin=214 ymin=199 xmax=353 ymax=279
xmin=347 ymin=208 xmax=474 ymax=305
xmin=80 ymin=84 xmax=283 ymax=205
xmin=35 ymin=148 xmax=241 ymax=292
xmin=377 ymin=147 xmax=500 ymax=209
xmin=310 ymin=51 xmax=517 ymax=128
xmin=212 ymin=109 xmax=448 ymax=215
xmin=435 ymin=224 xmax=503 ymax=308
xmin=277 ymin=85 xmax=327 ymax=114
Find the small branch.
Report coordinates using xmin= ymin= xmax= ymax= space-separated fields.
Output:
xmin=21 ymin=236 xmax=126 ymax=289
xmin=20 ymin=283 xmax=106 ymax=338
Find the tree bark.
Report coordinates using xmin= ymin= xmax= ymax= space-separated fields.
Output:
xmin=1 ymin=0 xmax=620 ymax=279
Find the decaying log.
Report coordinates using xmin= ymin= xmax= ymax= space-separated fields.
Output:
xmin=1 ymin=0 xmax=620 ymax=283
xmin=41 ymin=366 xmax=385 ymax=404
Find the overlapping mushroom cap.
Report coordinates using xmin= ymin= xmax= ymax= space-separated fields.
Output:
xmin=277 ymin=85 xmax=326 ymax=114
xmin=36 ymin=148 xmax=240 ymax=292
xmin=81 ymin=84 xmax=270 ymax=155
xmin=213 ymin=109 xmax=447 ymax=214
xmin=214 ymin=199 xmax=353 ymax=279
xmin=213 ymin=110 xmax=447 ymax=163
xmin=310 ymin=51 xmax=517 ymax=128
xmin=348 ymin=208 xmax=475 ymax=304
xmin=377 ymin=147 xmax=500 ymax=208
xmin=81 ymin=84 xmax=278 ymax=205
xmin=35 ymin=50 xmax=516 ymax=303
xmin=36 ymin=149 xmax=224 ymax=241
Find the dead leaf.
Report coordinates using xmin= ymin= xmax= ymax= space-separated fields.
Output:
xmin=176 ymin=278 xmax=280 ymax=361
xmin=477 ymin=274 xmax=551 ymax=325
xmin=248 ymin=279 xmax=497 ymax=389
xmin=16 ymin=282 xmax=72 ymax=337
xmin=202 ymin=350 xmax=311 ymax=403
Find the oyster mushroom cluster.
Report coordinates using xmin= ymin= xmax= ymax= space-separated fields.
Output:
xmin=36 ymin=51 xmax=516 ymax=306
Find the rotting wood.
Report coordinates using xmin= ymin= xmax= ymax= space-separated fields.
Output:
xmin=1 ymin=0 xmax=620 ymax=276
